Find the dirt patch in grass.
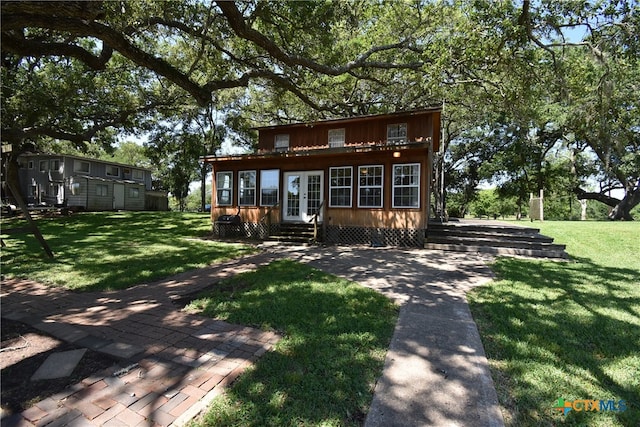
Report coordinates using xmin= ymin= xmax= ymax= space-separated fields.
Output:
xmin=1 ymin=319 xmax=118 ymax=416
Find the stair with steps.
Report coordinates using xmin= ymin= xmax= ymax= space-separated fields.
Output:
xmin=425 ymin=220 xmax=569 ymax=259
xmin=267 ymin=222 xmax=317 ymax=244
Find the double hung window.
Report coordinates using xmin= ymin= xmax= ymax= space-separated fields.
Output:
xmin=329 ymin=167 xmax=352 ymax=207
xmin=239 ymin=170 xmax=257 ymax=205
xmin=392 ymin=163 xmax=420 ymax=208
xmin=216 ymin=171 xmax=233 ymax=206
xmin=358 ymin=165 xmax=383 ymax=208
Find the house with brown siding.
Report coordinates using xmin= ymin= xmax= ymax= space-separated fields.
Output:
xmin=203 ymin=107 xmax=441 ymax=246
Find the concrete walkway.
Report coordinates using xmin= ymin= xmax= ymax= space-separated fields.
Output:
xmin=276 ymin=245 xmax=505 ymax=427
xmin=2 ymin=245 xmax=504 ymax=426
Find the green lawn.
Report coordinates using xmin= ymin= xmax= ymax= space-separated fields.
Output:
xmin=184 ymin=259 xmax=398 ymax=427
xmin=0 ymin=211 xmax=254 ymax=291
xmin=468 ymin=221 xmax=640 ymax=426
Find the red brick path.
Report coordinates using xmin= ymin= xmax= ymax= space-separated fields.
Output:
xmin=1 ymin=251 xmax=282 ymax=426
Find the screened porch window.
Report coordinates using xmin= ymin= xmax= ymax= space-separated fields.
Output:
xmin=393 ymin=163 xmax=420 ymax=208
xmin=216 ymin=171 xmax=233 ymax=206
xmin=238 ymin=170 xmax=256 ymax=205
xmin=358 ymin=165 xmax=383 ymax=208
xmin=329 ymin=166 xmax=352 ymax=207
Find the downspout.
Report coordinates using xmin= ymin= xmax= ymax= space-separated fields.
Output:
xmin=85 ymin=177 xmax=89 ymax=209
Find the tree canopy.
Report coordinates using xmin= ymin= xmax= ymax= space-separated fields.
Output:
xmin=2 ymin=0 xmax=638 ymax=218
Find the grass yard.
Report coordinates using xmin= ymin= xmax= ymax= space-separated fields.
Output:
xmin=183 ymin=259 xmax=398 ymax=427
xmin=468 ymin=221 xmax=640 ymax=426
xmin=1 ymin=211 xmax=254 ymax=291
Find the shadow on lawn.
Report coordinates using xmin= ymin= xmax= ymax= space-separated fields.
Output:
xmin=1 ymin=212 xmax=252 ymax=291
xmin=469 ymin=256 xmax=640 ymax=426
xmin=189 ymin=260 xmax=398 ymax=426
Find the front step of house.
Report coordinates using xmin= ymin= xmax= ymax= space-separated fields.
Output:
xmin=425 ymin=220 xmax=569 ymax=259
xmin=267 ymin=223 xmax=317 ymax=244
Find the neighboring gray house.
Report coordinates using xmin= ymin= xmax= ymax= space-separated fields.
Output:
xmin=17 ymin=153 xmax=166 ymax=211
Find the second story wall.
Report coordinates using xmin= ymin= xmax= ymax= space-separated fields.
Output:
xmin=257 ymin=109 xmax=440 ymax=153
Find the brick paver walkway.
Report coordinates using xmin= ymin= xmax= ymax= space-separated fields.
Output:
xmin=1 ymin=252 xmax=282 ymax=427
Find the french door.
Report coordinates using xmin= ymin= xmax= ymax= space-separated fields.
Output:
xmin=283 ymin=171 xmax=324 ymax=222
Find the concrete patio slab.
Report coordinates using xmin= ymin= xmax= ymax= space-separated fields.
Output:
xmin=31 ymin=348 xmax=87 ymax=381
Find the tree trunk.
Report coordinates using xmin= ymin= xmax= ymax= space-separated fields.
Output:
xmin=608 ymin=188 xmax=640 ymax=220
xmin=574 ymin=185 xmax=640 ymax=220
xmin=3 ymin=155 xmax=55 ymax=258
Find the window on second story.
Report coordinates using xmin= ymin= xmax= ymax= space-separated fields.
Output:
xmin=106 ymin=165 xmax=120 ymax=177
xmin=132 ymin=169 xmax=144 ymax=180
xmin=50 ymin=160 xmax=61 ymax=173
xmin=328 ymin=128 xmax=346 ymax=148
xmin=28 ymin=161 xmax=34 ymax=169
xmin=74 ymin=161 xmax=90 ymax=174
xmin=39 ymin=161 xmax=48 ymax=172
xmin=387 ymin=123 xmax=407 ymax=143
xmin=275 ymin=134 xmax=290 ymax=152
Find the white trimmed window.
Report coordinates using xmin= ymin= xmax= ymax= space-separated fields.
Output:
xmin=328 ymin=128 xmax=346 ymax=148
xmin=50 ymin=160 xmax=61 ymax=173
xmin=96 ymin=184 xmax=108 ymax=197
xmin=74 ymin=161 xmax=90 ymax=174
xmin=358 ymin=165 xmax=383 ymax=208
xmin=275 ymin=134 xmax=290 ymax=152
xmin=238 ymin=170 xmax=257 ymax=205
xmin=106 ymin=165 xmax=120 ymax=177
xmin=329 ymin=167 xmax=352 ymax=207
xmin=216 ymin=171 xmax=233 ymax=206
xmin=387 ymin=123 xmax=407 ymax=143
xmin=393 ymin=163 xmax=420 ymax=208
xmin=132 ymin=169 xmax=144 ymax=180
xmin=260 ymin=169 xmax=279 ymax=206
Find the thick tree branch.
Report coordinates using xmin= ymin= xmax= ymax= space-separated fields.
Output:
xmin=2 ymin=32 xmax=113 ymax=70
xmin=215 ymin=1 xmax=423 ymax=75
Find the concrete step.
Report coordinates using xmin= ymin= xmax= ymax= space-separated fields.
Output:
xmin=425 ymin=220 xmax=569 ymax=259
xmin=428 ymin=222 xmax=540 ymax=235
xmin=427 ymin=235 xmax=565 ymax=251
xmin=424 ymin=242 xmax=569 ymax=259
xmin=428 ymin=229 xmax=554 ymax=243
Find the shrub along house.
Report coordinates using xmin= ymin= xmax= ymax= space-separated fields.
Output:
xmin=204 ymin=107 xmax=442 ymax=246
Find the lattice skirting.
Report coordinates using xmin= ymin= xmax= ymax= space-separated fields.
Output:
xmin=213 ymin=222 xmax=279 ymax=239
xmin=213 ymin=222 xmax=424 ymax=247
xmin=326 ymin=225 xmax=424 ymax=247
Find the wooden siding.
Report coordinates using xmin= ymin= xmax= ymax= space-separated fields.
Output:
xmin=257 ymin=109 xmax=440 ymax=152
xmin=208 ymin=144 xmax=431 ymax=229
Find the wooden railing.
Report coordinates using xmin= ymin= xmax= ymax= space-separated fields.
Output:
xmin=307 ymin=200 xmax=326 ymax=243
xmin=259 ymin=202 xmax=280 ymax=236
